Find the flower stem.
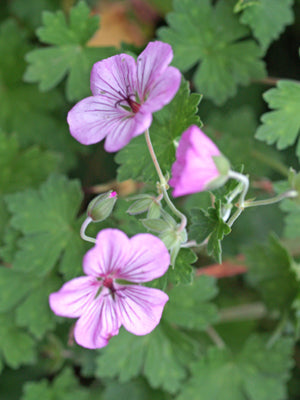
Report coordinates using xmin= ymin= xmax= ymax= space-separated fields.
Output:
xmin=80 ymin=217 xmax=96 ymax=244
xmin=251 ymin=149 xmax=289 ymax=177
xmin=218 ymin=302 xmax=267 ymax=322
xmin=243 ymin=189 xmax=298 ymax=208
xmin=161 ymin=185 xmax=187 ymax=231
xmin=144 ymin=129 xmax=187 ymax=231
xmin=266 ymin=312 xmax=288 ymax=349
xmin=206 ymin=326 xmax=226 ymax=349
xmin=145 ymin=129 xmax=166 ymax=185
xmin=252 ymin=76 xmax=279 ymax=86
xmin=227 ymin=171 xmax=249 ymax=228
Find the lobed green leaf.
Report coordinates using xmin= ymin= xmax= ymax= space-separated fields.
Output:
xmin=255 ymin=80 xmax=300 ymax=159
xmin=245 ymin=234 xmax=299 ymax=311
xmin=239 ymin=0 xmax=294 ymax=52
xmin=24 ymin=2 xmax=116 ymax=101
xmin=5 ymin=174 xmax=87 ymax=279
xmin=176 ymin=335 xmax=294 ymax=400
xmin=158 ymin=0 xmax=266 ymax=104
xmin=96 ymin=323 xmax=199 ymax=394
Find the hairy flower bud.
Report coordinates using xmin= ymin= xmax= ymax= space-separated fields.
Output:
xmin=87 ymin=191 xmax=117 ymax=222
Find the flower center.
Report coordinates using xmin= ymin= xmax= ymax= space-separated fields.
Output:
xmin=103 ymin=276 xmax=114 ymax=291
xmin=127 ymin=97 xmax=141 ymax=113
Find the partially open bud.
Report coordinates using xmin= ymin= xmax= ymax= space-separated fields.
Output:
xmin=87 ymin=191 xmax=117 ymax=222
xmin=169 ymin=125 xmax=230 ymax=197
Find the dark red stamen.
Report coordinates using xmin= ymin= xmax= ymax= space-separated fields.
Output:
xmin=128 ymin=98 xmax=141 ymax=113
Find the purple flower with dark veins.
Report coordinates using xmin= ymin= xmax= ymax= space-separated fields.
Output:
xmin=49 ymin=229 xmax=170 ymax=349
xmin=67 ymin=41 xmax=181 ymax=152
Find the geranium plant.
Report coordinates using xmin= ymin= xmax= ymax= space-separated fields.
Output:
xmin=0 ymin=1 xmax=299 ymax=399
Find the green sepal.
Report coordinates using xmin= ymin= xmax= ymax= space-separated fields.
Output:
xmin=205 ymin=155 xmax=231 ymax=191
xmin=127 ymin=198 xmax=153 ymax=215
xmin=141 ymin=218 xmax=170 ymax=233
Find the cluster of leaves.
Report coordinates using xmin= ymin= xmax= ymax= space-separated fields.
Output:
xmin=0 ymin=0 xmax=300 ymax=400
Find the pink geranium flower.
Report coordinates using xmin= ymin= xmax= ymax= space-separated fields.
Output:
xmin=169 ymin=125 xmax=230 ymax=197
xmin=67 ymin=41 xmax=181 ymax=152
xmin=49 ymin=229 xmax=170 ymax=349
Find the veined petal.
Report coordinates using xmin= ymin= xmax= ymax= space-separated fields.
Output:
xmin=116 ymin=233 xmax=170 ymax=283
xmin=67 ymin=96 xmax=127 ymax=145
xmin=137 ymin=41 xmax=174 ymax=99
xmin=83 ymin=229 xmax=130 ymax=277
xmin=49 ymin=276 xmax=99 ymax=318
xmin=90 ymin=54 xmax=137 ymax=99
xmin=74 ymin=293 xmax=120 ymax=349
xmin=141 ymin=68 xmax=181 ymax=114
xmin=103 ymin=110 xmax=152 ymax=152
xmin=116 ymin=285 xmax=169 ymax=335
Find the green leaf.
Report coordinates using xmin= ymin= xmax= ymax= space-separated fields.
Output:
xmin=5 ymin=174 xmax=87 ymax=279
xmin=15 ymin=274 xmax=61 ymax=339
xmin=234 ymin=0 xmax=260 ymax=12
xmin=255 ymin=80 xmax=300 ymax=159
xmin=189 ymin=200 xmax=231 ymax=263
xmin=0 ymin=195 xmax=10 ymax=247
xmin=104 ymin=378 xmax=168 ymax=400
xmin=150 ymin=247 xmax=196 ymax=290
xmin=0 ymin=267 xmax=62 ymax=339
xmin=167 ymin=247 xmax=196 ymax=285
xmin=9 ymin=0 xmax=61 ymax=30
xmin=245 ymin=234 xmax=299 ymax=311
xmin=0 ymin=131 xmax=59 ymax=194
xmin=21 ymin=368 xmax=90 ymax=400
xmin=204 ymin=107 xmax=283 ymax=177
xmin=0 ymin=269 xmax=36 ymax=313
xmin=273 ymin=180 xmax=300 ymax=239
xmin=0 ymin=312 xmax=36 ymax=372
xmin=0 ymin=19 xmax=78 ymax=169
xmin=115 ymin=79 xmax=201 ymax=183
xmin=176 ymin=335 xmax=294 ymax=400
xmin=239 ymin=0 xmax=294 ymax=52
xmin=0 ymin=19 xmax=29 ymax=85
xmin=164 ymin=276 xmax=218 ymax=330
xmin=24 ymin=2 xmax=116 ymax=101
xmin=158 ymin=0 xmax=266 ymax=104
xmin=96 ymin=323 xmax=199 ymax=394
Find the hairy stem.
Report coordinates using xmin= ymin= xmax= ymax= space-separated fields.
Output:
xmin=144 ymin=129 xmax=187 ymax=232
xmin=227 ymin=171 xmax=249 ymax=228
xmin=267 ymin=312 xmax=288 ymax=349
xmin=206 ymin=326 xmax=226 ymax=349
xmin=243 ymin=189 xmax=298 ymax=208
xmin=144 ymin=129 xmax=166 ymax=185
xmin=80 ymin=217 xmax=96 ymax=244
xmin=218 ymin=302 xmax=267 ymax=322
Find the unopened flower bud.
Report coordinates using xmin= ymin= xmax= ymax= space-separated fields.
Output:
xmin=87 ymin=191 xmax=117 ymax=222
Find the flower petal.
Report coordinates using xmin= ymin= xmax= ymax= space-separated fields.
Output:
xmin=116 ymin=285 xmax=169 ymax=335
xmin=137 ymin=41 xmax=174 ymax=98
xmin=83 ymin=229 xmax=130 ymax=277
xmin=103 ymin=110 xmax=152 ymax=152
xmin=116 ymin=233 xmax=170 ymax=283
xmin=90 ymin=54 xmax=137 ymax=99
xmin=49 ymin=276 xmax=99 ymax=318
xmin=67 ymin=96 xmax=125 ymax=145
xmin=140 ymin=67 xmax=181 ymax=114
xmin=169 ymin=125 xmax=221 ymax=197
xmin=74 ymin=293 xmax=120 ymax=349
